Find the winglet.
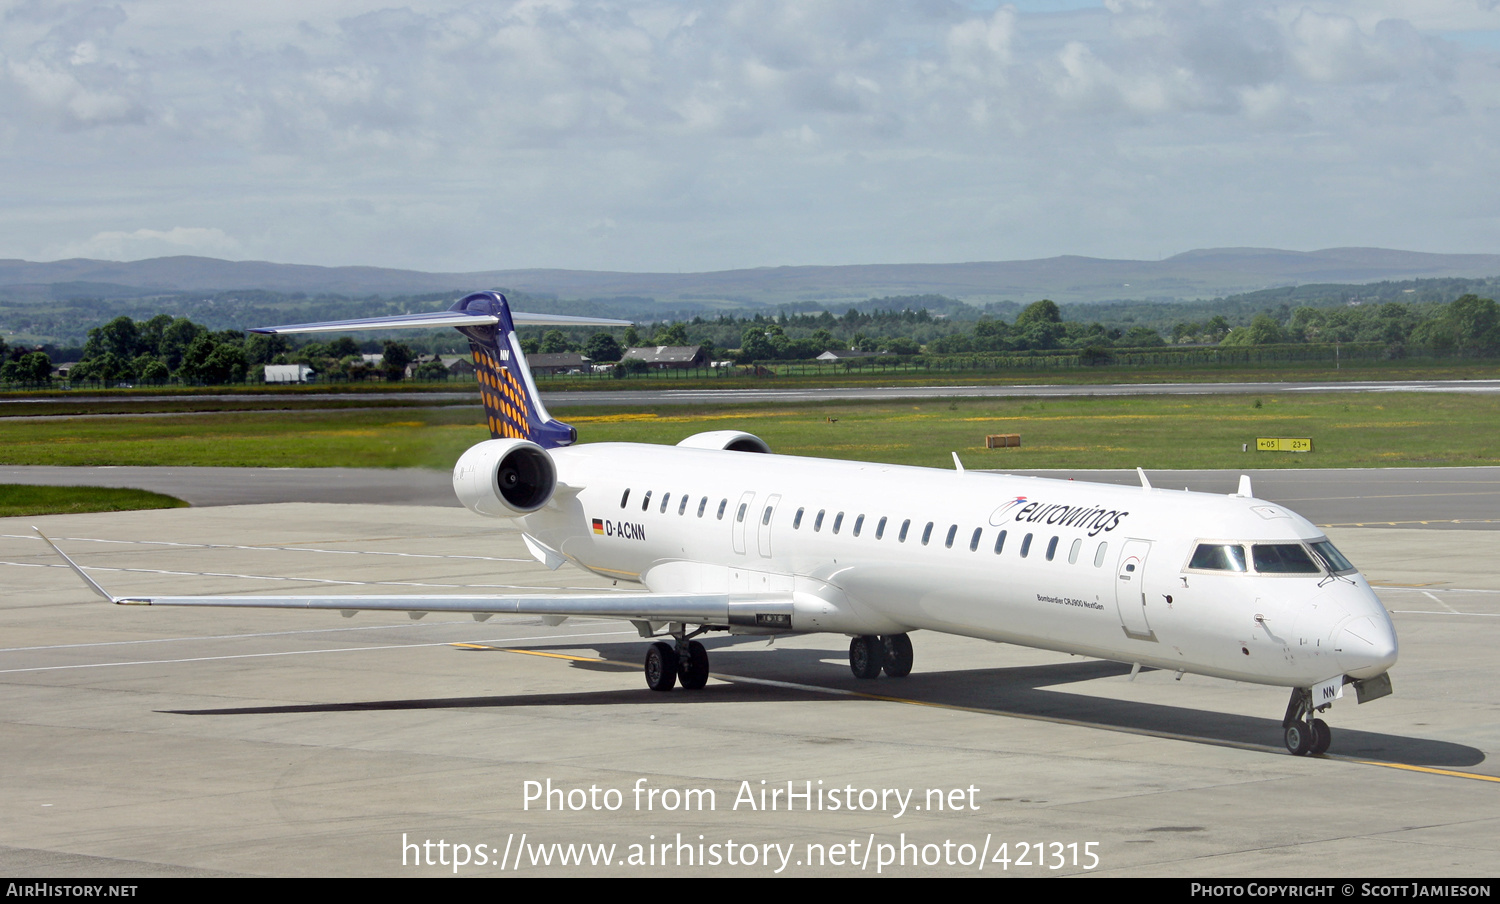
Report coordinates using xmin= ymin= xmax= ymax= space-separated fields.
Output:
xmin=34 ymin=528 xmax=118 ymax=603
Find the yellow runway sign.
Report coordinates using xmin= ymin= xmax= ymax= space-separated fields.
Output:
xmin=1257 ymin=437 xmax=1313 ymax=452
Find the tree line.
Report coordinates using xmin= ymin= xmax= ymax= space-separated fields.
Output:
xmin=4 ymin=293 xmax=1498 ymax=387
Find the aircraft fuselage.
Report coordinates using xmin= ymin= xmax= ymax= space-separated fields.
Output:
xmin=513 ymin=443 xmax=1398 ymax=689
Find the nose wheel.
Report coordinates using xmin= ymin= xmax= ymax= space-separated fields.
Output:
xmin=1283 ymin=688 xmax=1333 ymax=756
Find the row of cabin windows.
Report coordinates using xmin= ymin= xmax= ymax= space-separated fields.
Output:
xmin=618 ymin=488 xmax=1109 ymax=567
xmin=789 ymin=505 xmax=1109 ymax=565
xmin=621 ymin=488 xmax=730 ymax=521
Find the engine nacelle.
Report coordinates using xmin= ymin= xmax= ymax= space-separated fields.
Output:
xmin=452 ymin=439 xmax=557 ymax=517
xmin=675 ymin=430 xmax=771 ymax=454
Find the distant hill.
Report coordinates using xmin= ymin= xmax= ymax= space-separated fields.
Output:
xmin=4 ymin=247 xmax=1500 ymax=307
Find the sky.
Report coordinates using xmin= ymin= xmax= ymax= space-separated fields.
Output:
xmin=3 ymin=0 xmax=1500 ymax=273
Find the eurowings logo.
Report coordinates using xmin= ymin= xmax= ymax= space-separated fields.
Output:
xmin=992 ymin=496 xmax=1029 ymax=521
xmin=988 ymin=495 xmax=1129 ymax=537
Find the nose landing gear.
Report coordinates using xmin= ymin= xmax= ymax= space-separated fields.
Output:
xmin=1283 ymin=687 xmax=1333 ymax=756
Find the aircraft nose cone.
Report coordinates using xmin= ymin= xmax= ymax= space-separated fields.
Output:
xmin=1334 ymin=614 xmax=1398 ymax=678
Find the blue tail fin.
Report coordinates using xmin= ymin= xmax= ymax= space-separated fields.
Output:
xmin=449 ymin=292 xmax=577 ymax=449
xmin=251 ymin=291 xmax=629 ymax=449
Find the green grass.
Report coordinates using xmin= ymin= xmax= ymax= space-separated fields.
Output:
xmin=1 ymin=393 xmax=1498 ymax=470
xmin=0 ymin=485 xmax=189 ymax=517
xmin=563 ymin=394 xmax=1500 ymax=470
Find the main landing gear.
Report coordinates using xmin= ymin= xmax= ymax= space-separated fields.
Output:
xmin=849 ymin=634 xmax=914 ymax=680
xmin=1282 ymin=687 xmax=1333 ymax=756
xmin=643 ymin=629 xmax=711 ymax=692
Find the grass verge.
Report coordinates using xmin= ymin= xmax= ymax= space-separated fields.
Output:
xmin=0 ymin=485 xmax=190 ymax=517
xmin=0 ymin=393 xmax=1497 ymax=470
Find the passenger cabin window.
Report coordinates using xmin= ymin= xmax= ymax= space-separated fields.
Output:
xmin=993 ymin=530 xmax=1007 ymax=554
xmin=620 ymin=489 xmax=630 ymax=509
xmin=1020 ymin=533 xmax=1033 ymax=557
xmin=679 ymin=495 xmax=689 ymax=515
xmin=814 ymin=510 xmax=825 ymax=531
xmin=832 ymin=512 xmax=844 ymax=534
xmin=762 ymin=506 xmax=773 ymax=526
xmin=736 ymin=502 xmax=748 ymax=523
xmin=793 ymin=508 xmax=804 ymax=529
xmin=1252 ymin=544 xmax=1321 ymax=574
xmin=1068 ymin=538 xmax=1082 ymax=564
xmin=641 ymin=490 xmax=652 ymax=512
xmin=716 ymin=499 xmax=727 ymax=520
xmin=697 ymin=497 xmax=708 ymax=518
xmin=1189 ymin=544 xmax=1248 ymax=572
xmin=944 ymin=525 xmax=957 ymax=548
xmin=1046 ymin=536 xmax=1059 ymax=561
xmin=853 ymin=515 xmax=864 ymax=537
xmin=921 ymin=522 xmax=934 ymax=545
xmin=1094 ymin=541 xmax=1108 ymax=567
xmin=660 ymin=493 xmax=671 ymax=513
xmin=899 ymin=519 xmax=911 ymax=542
xmin=876 ymin=516 xmax=887 ymax=539
xmin=969 ymin=528 xmax=982 ymax=552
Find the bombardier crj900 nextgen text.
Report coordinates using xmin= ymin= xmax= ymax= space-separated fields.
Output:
xmin=42 ymin=292 xmax=1398 ymax=756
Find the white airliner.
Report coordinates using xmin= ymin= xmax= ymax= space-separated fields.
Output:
xmin=42 ymin=291 xmax=1397 ymax=757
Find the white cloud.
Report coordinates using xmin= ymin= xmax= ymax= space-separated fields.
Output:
xmin=0 ymin=0 xmax=1498 ymax=271
xmin=56 ymin=227 xmax=244 ymax=261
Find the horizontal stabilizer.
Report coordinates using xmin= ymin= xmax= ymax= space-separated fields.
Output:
xmin=249 ymin=309 xmax=630 ymax=335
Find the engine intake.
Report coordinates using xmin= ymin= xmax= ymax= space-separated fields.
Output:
xmin=676 ymin=430 xmax=771 ymax=454
xmin=453 ymin=439 xmax=557 ymax=516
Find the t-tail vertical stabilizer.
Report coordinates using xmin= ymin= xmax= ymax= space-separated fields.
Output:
xmin=451 ymin=291 xmax=573 ymax=448
xmin=249 ymin=290 xmax=631 ymax=449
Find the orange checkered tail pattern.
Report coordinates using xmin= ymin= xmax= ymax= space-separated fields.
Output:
xmin=450 ymin=292 xmax=579 ymax=449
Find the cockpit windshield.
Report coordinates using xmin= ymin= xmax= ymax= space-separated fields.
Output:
xmin=1250 ymin=543 xmax=1321 ymax=574
xmin=1188 ymin=543 xmax=1247 ymax=572
xmin=1309 ymin=539 xmax=1357 ymax=575
xmin=1188 ymin=540 xmax=1358 ymax=576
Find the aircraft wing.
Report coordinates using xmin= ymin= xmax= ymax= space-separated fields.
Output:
xmin=114 ymin=592 xmax=735 ymax=622
xmin=38 ymin=529 xmax=782 ymax=626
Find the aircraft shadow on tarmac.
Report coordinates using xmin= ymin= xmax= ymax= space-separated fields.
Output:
xmin=160 ymin=636 xmax=1482 ymax=769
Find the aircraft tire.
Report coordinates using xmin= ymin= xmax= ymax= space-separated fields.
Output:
xmin=645 ymin=642 xmax=679 ymax=692
xmin=1284 ymin=721 xmax=1312 ymax=756
xmin=679 ymin=641 xmax=710 ymax=690
xmin=1309 ymin=718 xmax=1331 ymax=756
xmin=849 ymin=635 xmax=884 ymax=680
xmin=881 ymin=634 xmax=914 ymax=678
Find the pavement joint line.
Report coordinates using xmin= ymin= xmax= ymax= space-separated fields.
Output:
xmin=2 ymin=534 xmax=531 ymax=563
xmin=1354 ymin=762 xmax=1500 ymax=784
xmin=0 ymin=630 xmax=638 ymax=674
xmin=0 ymin=559 xmax=629 ymax=592
xmin=1386 ymin=610 xmax=1500 ymax=617
xmin=0 ymin=619 xmax=512 ymax=652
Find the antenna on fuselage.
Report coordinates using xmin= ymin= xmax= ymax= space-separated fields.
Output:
xmin=1136 ymin=467 xmax=1152 ymax=492
xmin=1235 ymin=474 xmax=1253 ymax=497
xmin=952 ymin=452 xmax=965 ymax=474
